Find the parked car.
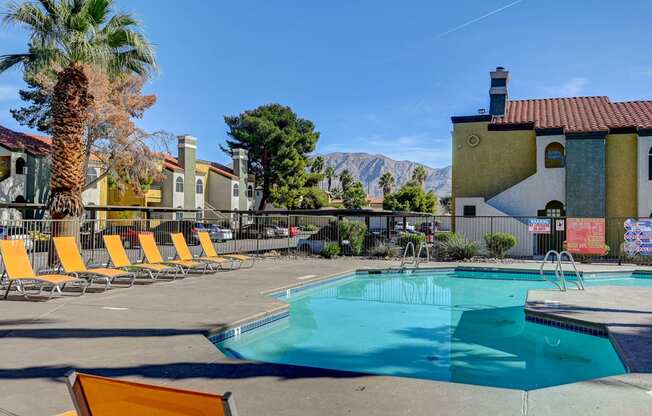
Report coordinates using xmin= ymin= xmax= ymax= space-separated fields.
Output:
xmin=151 ymin=220 xmax=197 ymax=245
xmin=270 ymin=225 xmax=289 ymax=238
xmin=102 ymin=226 xmax=144 ymax=249
xmin=239 ymin=224 xmax=275 ymax=239
xmin=193 ymin=223 xmax=232 ymax=242
xmin=0 ymin=226 xmax=34 ymax=250
xmin=417 ymin=223 xmax=435 ymax=235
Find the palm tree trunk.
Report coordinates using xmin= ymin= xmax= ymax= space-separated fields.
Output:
xmin=49 ymin=64 xmax=90 ymax=220
xmin=48 ymin=63 xmax=91 ymax=245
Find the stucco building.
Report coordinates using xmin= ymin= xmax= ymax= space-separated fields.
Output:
xmin=451 ymin=67 xmax=652 ymax=220
xmin=451 ymin=67 xmax=652 ymax=256
xmin=0 ymin=125 xmax=106 ymax=220
xmin=108 ymin=135 xmax=255 ymax=219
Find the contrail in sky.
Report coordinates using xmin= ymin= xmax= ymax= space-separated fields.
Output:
xmin=437 ymin=0 xmax=523 ymax=37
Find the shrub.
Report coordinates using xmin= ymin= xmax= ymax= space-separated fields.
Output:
xmin=370 ymin=244 xmax=399 ymax=258
xmin=321 ymin=242 xmax=341 ymax=258
xmin=433 ymin=232 xmax=454 ymax=243
xmin=446 ymin=234 xmax=480 ymax=260
xmin=397 ymin=232 xmax=426 ymax=249
xmin=429 ymin=241 xmax=449 ymax=260
xmin=304 ymin=224 xmax=318 ymax=232
xmin=483 ymin=232 xmax=517 ymax=258
xmin=339 ymin=219 xmax=367 ymax=256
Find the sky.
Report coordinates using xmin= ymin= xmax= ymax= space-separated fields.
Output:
xmin=2 ymin=0 xmax=652 ymax=169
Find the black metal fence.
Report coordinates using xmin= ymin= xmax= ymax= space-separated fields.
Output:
xmin=0 ymin=211 xmax=648 ymax=279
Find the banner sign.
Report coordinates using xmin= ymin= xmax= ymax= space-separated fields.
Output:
xmin=528 ymin=218 xmax=551 ymax=234
xmin=566 ymin=218 xmax=605 ymax=255
xmin=555 ymin=219 xmax=565 ymax=232
xmin=623 ymin=219 xmax=652 ymax=256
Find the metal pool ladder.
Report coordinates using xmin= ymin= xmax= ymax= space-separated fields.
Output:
xmin=399 ymin=242 xmax=430 ymax=271
xmin=540 ymin=250 xmax=584 ymax=291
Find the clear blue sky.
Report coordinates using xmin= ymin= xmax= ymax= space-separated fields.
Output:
xmin=2 ymin=0 xmax=652 ymax=168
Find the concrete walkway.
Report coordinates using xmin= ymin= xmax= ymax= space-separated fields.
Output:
xmin=527 ymin=286 xmax=652 ymax=372
xmin=0 ymin=259 xmax=651 ymax=415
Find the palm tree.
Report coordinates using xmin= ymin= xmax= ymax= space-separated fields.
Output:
xmin=1 ymin=0 xmax=156 ymax=230
xmin=412 ymin=165 xmax=428 ymax=187
xmin=310 ymin=156 xmax=324 ymax=174
xmin=378 ymin=171 xmax=395 ymax=196
xmin=325 ymin=166 xmax=335 ymax=191
xmin=339 ymin=169 xmax=354 ymax=192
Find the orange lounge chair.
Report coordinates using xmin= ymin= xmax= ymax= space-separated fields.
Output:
xmin=171 ymin=233 xmax=237 ymax=271
xmin=138 ymin=233 xmax=206 ymax=275
xmin=103 ymin=235 xmax=179 ymax=280
xmin=196 ymin=232 xmax=242 ymax=269
xmin=0 ymin=239 xmax=87 ymax=300
xmin=53 ymin=236 xmax=135 ymax=290
xmin=197 ymin=232 xmax=253 ymax=269
xmin=65 ymin=371 xmax=238 ymax=416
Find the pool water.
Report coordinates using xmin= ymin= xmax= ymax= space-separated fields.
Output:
xmin=217 ymin=270 xmax=651 ymax=390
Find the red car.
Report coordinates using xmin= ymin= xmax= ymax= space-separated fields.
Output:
xmin=99 ymin=226 xmax=150 ymax=249
xmin=289 ymin=226 xmax=300 ymax=237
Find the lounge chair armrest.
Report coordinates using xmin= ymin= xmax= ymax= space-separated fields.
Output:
xmin=86 ymin=263 xmax=105 ymax=269
xmin=36 ymin=267 xmax=61 ymax=275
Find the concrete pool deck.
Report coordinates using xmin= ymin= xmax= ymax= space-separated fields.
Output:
xmin=0 ymin=259 xmax=651 ymax=415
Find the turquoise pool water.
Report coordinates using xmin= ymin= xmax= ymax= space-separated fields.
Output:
xmin=217 ymin=270 xmax=652 ymax=390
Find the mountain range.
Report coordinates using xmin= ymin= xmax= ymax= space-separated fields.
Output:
xmin=318 ymin=152 xmax=451 ymax=197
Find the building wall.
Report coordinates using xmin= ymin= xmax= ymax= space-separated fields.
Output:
xmin=606 ymin=133 xmax=637 ymax=218
xmin=565 ymin=136 xmax=606 ymax=217
xmin=487 ymin=135 xmax=566 ymax=216
xmin=637 ymin=135 xmax=652 ymax=217
xmin=452 ymin=122 xmax=537 ymax=205
xmin=206 ymin=171 xmax=233 ymax=211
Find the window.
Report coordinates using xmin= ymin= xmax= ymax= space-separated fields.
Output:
xmin=544 ymin=200 xmax=565 ymax=217
xmin=196 ymin=178 xmax=204 ymax=194
xmin=545 ymin=142 xmax=565 ymax=168
xmin=175 ymin=177 xmax=184 ymax=193
xmin=196 ymin=210 xmax=203 ymax=221
xmin=463 ymin=205 xmax=476 ymax=217
xmin=86 ymin=167 xmax=98 ymax=189
xmin=15 ymin=157 xmax=25 ymax=175
xmin=233 ymin=183 xmax=239 ymax=197
xmin=247 ymin=185 xmax=253 ymax=198
xmin=648 ymin=147 xmax=652 ymax=180
xmin=175 ymin=208 xmax=183 ymax=220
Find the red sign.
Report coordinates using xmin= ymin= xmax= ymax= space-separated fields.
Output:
xmin=566 ymin=218 xmax=606 ymax=255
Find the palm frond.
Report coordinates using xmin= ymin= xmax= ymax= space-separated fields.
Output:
xmin=0 ymin=53 xmax=32 ymax=73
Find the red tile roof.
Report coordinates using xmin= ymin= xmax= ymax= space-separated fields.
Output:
xmin=491 ymin=97 xmax=652 ymax=133
xmin=0 ymin=125 xmax=52 ymax=156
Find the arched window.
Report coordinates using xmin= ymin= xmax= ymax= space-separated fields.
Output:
xmin=233 ymin=183 xmax=239 ymax=197
xmin=196 ymin=178 xmax=204 ymax=194
xmin=544 ymin=200 xmax=565 ymax=217
xmin=86 ymin=167 xmax=98 ymax=189
xmin=13 ymin=195 xmax=26 ymax=203
xmin=545 ymin=142 xmax=565 ymax=168
xmin=15 ymin=157 xmax=25 ymax=175
xmin=175 ymin=177 xmax=184 ymax=193
xmin=648 ymin=147 xmax=652 ymax=180
xmin=247 ymin=184 xmax=253 ymax=198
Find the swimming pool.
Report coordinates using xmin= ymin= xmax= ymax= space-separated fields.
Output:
xmin=215 ymin=269 xmax=652 ymax=390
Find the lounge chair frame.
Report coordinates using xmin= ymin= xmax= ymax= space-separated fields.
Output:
xmin=171 ymin=233 xmax=239 ymax=272
xmin=65 ymin=371 xmax=239 ymax=416
xmin=0 ymin=240 xmax=87 ymax=300
xmin=103 ymin=235 xmax=180 ymax=281
xmin=138 ymin=233 xmax=208 ymax=275
xmin=53 ymin=237 xmax=136 ymax=290
xmin=196 ymin=232 xmax=253 ymax=269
